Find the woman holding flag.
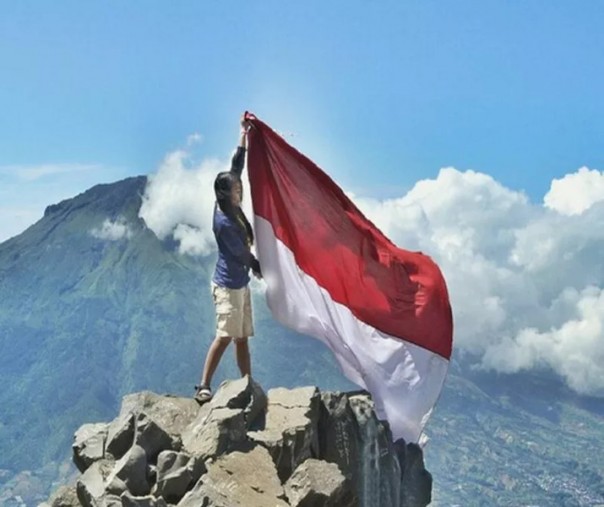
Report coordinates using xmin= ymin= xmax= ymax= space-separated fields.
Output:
xmin=194 ymin=114 xmax=261 ymax=404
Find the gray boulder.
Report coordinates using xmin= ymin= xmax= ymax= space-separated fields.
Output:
xmin=182 ymin=406 xmax=246 ymax=459
xmin=209 ymin=375 xmax=268 ymax=428
xmin=134 ymin=412 xmax=177 ymax=462
xmin=398 ymin=442 xmax=432 ymax=507
xmin=120 ymin=392 xmax=201 ymax=438
xmin=285 ymin=459 xmax=355 ymax=507
xmin=73 ymin=423 xmax=109 ymax=473
xmin=181 ymin=379 xmax=264 ymax=460
xmin=318 ymin=391 xmax=361 ymax=482
xmin=177 ymin=445 xmax=289 ymax=507
xmin=318 ymin=392 xmax=408 ymax=506
xmin=76 ymin=459 xmax=115 ymax=507
xmin=349 ymin=393 xmax=401 ymax=506
xmin=153 ymin=450 xmax=205 ymax=503
xmin=53 ymin=386 xmax=432 ymax=507
xmin=106 ymin=392 xmax=199 ymax=462
xmin=106 ymin=413 xmax=135 ymax=461
xmin=121 ymin=491 xmax=168 ymax=507
xmin=106 ymin=444 xmax=150 ymax=497
xmin=105 ymin=475 xmax=128 ymax=496
xmin=249 ymin=386 xmax=320 ymax=482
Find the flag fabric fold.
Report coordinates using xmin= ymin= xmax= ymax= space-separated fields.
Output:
xmin=245 ymin=113 xmax=453 ymax=443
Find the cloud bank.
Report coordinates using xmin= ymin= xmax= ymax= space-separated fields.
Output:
xmin=354 ymin=167 xmax=604 ymax=396
xmin=139 ymin=148 xmax=253 ymax=256
xmin=140 ymin=145 xmax=604 ymax=396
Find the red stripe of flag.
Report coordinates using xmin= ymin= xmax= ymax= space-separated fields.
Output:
xmin=246 ymin=114 xmax=453 ymax=360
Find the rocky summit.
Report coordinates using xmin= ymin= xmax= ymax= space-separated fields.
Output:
xmin=43 ymin=377 xmax=431 ymax=507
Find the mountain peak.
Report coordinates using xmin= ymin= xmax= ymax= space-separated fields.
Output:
xmin=43 ymin=176 xmax=148 ymax=220
xmin=44 ymin=378 xmax=431 ymax=507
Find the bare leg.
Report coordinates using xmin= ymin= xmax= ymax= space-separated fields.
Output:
xmin=201 ymin=336 xmax=232 ymax=388
xmin=234 ymin=338 xmax=251 ymax=377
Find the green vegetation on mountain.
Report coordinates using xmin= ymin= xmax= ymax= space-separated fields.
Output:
xmin=426 ymin=371 xmax=604 ymax=506
xmin=0 ymin=177 xmax=350 ymax=473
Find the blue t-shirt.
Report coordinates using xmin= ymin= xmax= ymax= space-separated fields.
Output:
xmin=212 ymin=206 xmax=254 ymax=289
xmin=212 ymin=145 xmax=257 ymax=289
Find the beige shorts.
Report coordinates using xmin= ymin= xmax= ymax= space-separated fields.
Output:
xmin=212 ymin=283 xmax=254 ymax=339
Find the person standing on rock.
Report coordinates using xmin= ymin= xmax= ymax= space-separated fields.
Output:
xmin=195 ymin=114 xmax=261 ymax=404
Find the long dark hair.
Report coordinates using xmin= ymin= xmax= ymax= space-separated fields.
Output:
xmin=214 ymin=171 xmax=254 ymax=244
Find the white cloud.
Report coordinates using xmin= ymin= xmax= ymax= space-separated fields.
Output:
xmin=138 ymin=148 xmax=234 ymax=256
xmin=173 ymin=224 xmax=210 ymax=256
xmin=91 ymin=218 xmax=133 ymax=241
xmin=544 ymin=166 xmax=604 ymax=215
xmin=140 ymin=146 xmax=604 ymax=396
xmin=482 ymin=287 xmax=604 ymax=395
xmin=353 ymin=166 xmax=604 ymax=395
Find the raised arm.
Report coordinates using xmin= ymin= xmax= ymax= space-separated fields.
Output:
xmin=230 ymin=114 xmax=251 ymax=177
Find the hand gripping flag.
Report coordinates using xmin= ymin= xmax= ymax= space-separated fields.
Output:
xmin=245 ymin=113 xmax=453 ymax=443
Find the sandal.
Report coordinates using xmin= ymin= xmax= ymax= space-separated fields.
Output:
xmin=194 ymin=384 xmax=213 ymax=405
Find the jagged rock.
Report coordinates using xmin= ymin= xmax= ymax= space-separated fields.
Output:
xmin=317 ymin=391 xmax=361 ymax=482
xmin=349 ymin=394 xmax=401 ymax=506
xmin=73 ymin=423 xmax=109 ymax=473
xmin=106 ymin=413 xmax=135 ymax=460
xmin=76 ymin=459 xmax=115 ymax=507
xmin=48 ymin=484 xmax=79 ymax=507
xmin=181 ymin=406 xmax=247 ymax=460
xmin=106 ymin=444 xmax=150 ymax=497
xmin=134 ymin=412 xmax=177 ymax=462
xmin=246 ymin=376 xmax=269 ymax=426
xmin=153 ymin=450 xmax=205 ymax=503
xmin=284 ymin=459 xmax=355 ymax=507
xmin=121 ymin=392 xmax=200 ymax=438
xmin=318 ymin=392 xmax=408 ymax=506
xmin=177 ymin=445 xmax=289 ymax=507
xmin=121 ymin=491 xmax=168 ymax=507
xmin=210 ymin=375 xmax=268 ymax=428
xmin=249 ymin=386 xmax=320 ymax=482
xmin=398 ymin=442 xmax=432 ymax=507
xmin=105 ymin=475 xmax=127 ymax=496
xmin=53 ymin=386 xmax=432 ymax=507
xmin=169 ymin=377 xmax=265 ymax=455
xmin=107 ymin=392 xmax=199 ymax=462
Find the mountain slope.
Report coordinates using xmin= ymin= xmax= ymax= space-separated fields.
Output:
xmin=426 ymin=369 xmax=604 ymax=506
xmin=0 ymin=177 xmax=351 ymax=475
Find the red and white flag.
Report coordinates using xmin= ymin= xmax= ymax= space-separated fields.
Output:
xmin=245 ymin=113 xmax=453 ymax=443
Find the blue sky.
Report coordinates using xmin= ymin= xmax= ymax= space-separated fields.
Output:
xmin=1 ymin=1 xmax=604 ymax=240
xmin=1 ymin=0 xmax=604 ymax=401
